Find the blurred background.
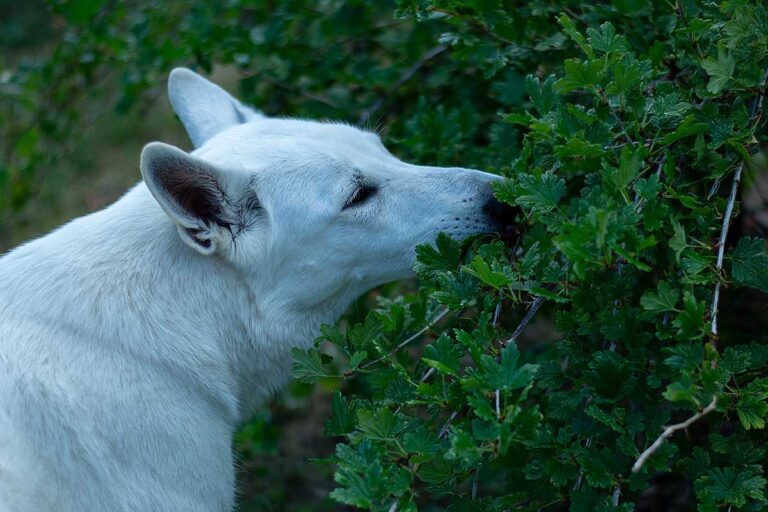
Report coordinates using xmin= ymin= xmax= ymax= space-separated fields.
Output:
xmin=2 ymin=1 xmax=767 ymax=510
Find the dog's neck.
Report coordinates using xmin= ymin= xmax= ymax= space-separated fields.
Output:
xmin=0 ymin=184 xmax=342 ymax=423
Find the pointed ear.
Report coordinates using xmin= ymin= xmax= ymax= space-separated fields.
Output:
xmin=168 ymin=67 xmax=262 ymax=148
xmin=141 ymin=142 xmax=235 ymax=255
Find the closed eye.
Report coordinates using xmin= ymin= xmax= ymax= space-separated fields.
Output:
xmin=343 ymin=183 xmax=377 ymax=210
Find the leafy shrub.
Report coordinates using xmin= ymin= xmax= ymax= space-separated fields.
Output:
xmin=292 ymin=2 xmax=768 ymax=510
xmin=4 ymin=0 xmax=768 ymax=510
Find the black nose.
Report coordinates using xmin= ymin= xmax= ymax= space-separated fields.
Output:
xmin=482 ymin=195 xmax=519 ymax=234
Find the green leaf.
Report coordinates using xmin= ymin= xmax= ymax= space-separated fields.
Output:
xmin=669 ymin=218 xmax=688 ymax=263
xmin=641 ymin=280 xmax=680 ymax=313
xmin=557 ymin=14 xmax=594 ymax=58
xmin=325 ymin=391 xmax=357 ymax=436
xmin=610 ymin=145 xmax=645 ymax=193
xmin=357 ymin=408 xmax=403 ymax=441
xmin=402 ymin=425 xmax=439 ymax=454
xmin=586 ymin=22 xmax=626 ymax=54
xmin=497 ymin=171 xmax=565 ymax=214
xmin=422 ymin=334 xmax=463 ymax=377
xmin=736 ymin=379 xmax=768 ymax=430
xmin=701 ymin=48 xmax=735 ymax=94
xmin=525 ymin=74 xmax=558 ymax=114
xmin=660 ymin=115 xmax=708 ymax=146
xmin=585 ymin=404 xmax=625 ymax=433
xmin=697 ymin=466 xmax=766 ymax=507
xmin=731 ymin=237 xmax=768 ymax=292
xmin=737 ymin=395 xmax=768 ymax=430
xmin=291 ymin=347 xmax=332 ymax=384
xmin=555 ymin=58 xmax=604 ymax=92
xmin=414 ymin=233 xmax=462 ymax=280
xmin=672 ymin=291 xmax=707 ymax=340
xmin=464 ymin=255 xmax=511 ymax=289
xmin=476 ymin=342 xmax=539 ymax=391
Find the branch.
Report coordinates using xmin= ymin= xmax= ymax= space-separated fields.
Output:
xmin=494 ymin=295 xmax=545 ymax=417
xmin=505 ymin=296 xmax=545 ymax=344
xmin=612 ymin=482 xmax=622 ymax=507
xmin=631 ymin=397 xmax=717 ymax=473
xmin=358 ymin=44 xmax=448 ymax=125
xmin=710 ymin=66 xmax=768 ymax=338
xmin=429 ymin=8 xmax=515 ymax=46
xmin=361 ymin=308 xmax=449 ymax=369
xmin=631 ymin=68 xmax=767 ymax=478
xmin=438 ymin=410 xmax=459 ymax=438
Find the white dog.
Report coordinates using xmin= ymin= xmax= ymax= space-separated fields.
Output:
xmin=0 ymin=68 xmax=515 ymax=511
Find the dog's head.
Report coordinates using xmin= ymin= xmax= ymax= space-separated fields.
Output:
xmin=140 ymin=68 xmax=516 ymax=310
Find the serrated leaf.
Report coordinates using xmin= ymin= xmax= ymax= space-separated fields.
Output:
xmin=731 ymin=237 xmax=768 ymax=292
xmin=422 ymin=334 xmax=463 ymax=377
xmin=661 ymin=115 xmax=708 ymax=146
xmin=670 ymin=218 xmax=688 ymax=263
xmin=357 ymin=408 xmax=403 ymax=441
xmin=672 ymin=291 xmax=707 ymax=340
xmin=525 ymin=74 xmax=558 ymax=114
xmin=586 ymin=22 xmax=626 ymax=54
xmin=641 ymin=280 xmax=680 ymax=313
xmin=697 ymin=466 xmax=767 ymax=507
xmin=291 ymin=347 xmax=332 ymax=384
xmin=477 ymin=342 xmax=539 ymax=391
xmin=555 ymin=58 xmax=604 ymax=92
xmin=585 ymin=404 xmax=625 ymax=433
xmin=464 ymin=255 xmax=511 ymax=289
xmin=414 ymin=233 xmax=461 ymax=280
xmin=557 ymin=14 xmax=594 ymax=58
xmin=325 ymin=391 xmax=356 ymax=436
xmin=701 ymin=48 xmax=735 ymax=94
xmin=499 ymin=171 xmax=565 ymax=214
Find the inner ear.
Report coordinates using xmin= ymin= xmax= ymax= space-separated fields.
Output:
xmin=141 ymin=142 xmax=233 ymax=254
xmin=153 ymin=160 xmax=228 ymax=228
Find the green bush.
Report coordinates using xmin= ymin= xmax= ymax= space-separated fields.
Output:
xmin=4 ymin=1 xmax=768 ymax=510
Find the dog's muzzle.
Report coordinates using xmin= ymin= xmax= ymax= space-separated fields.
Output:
xmin=482 ymin=195 xmax=519 ymax=235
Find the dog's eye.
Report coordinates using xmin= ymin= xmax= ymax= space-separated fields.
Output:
xmin=343 ymin=184 xmax=377 ymax=210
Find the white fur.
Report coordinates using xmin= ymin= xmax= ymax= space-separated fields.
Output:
xmin=0 ymin=68 xmax=510 ymax=511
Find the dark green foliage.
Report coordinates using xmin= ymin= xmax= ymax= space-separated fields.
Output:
xmin=4 ymin=0 xmax=768 ymax=510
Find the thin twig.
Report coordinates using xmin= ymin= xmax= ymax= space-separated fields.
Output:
xmin=505 ymin=296 xmax=545 ymax=344
xmin=631 ymin=397 xmax=717 ymax=473
xmin=572 ymin=423 xmax=593 ymax=491
xmin=361 ymin=309 xmax=449 ymax=369
xmin=710 ymin=66 xmax=768 ymax=338
xmin=438 ymin=410 xmax=459 ymax=438
xmin=471 ymin=467 xmax=480 ymax=500
xmin=429 ymin=7 xmax=515 ymax=46
xmin=388 ymin=500 xmax=398 ymax=512
xmin=492 ymin=295 xmax=545 ymax=420
xmin=358 ymin=45 xmax=448 ymax=125
xmin=612 ymin=482 xmax=622 ymax=507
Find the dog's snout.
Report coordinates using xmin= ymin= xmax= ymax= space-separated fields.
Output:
xmin=482 ymin=195 xmax=519 ymax=233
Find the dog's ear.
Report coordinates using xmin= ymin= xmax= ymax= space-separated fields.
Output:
xmin=168 ymin=67 xmax=261 ymax=148
xmin=141 ymin=142 xmax=236 ymax=255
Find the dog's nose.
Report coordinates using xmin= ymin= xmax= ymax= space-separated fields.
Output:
xmin=482 ymin=195 xmax=519 ymax=234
